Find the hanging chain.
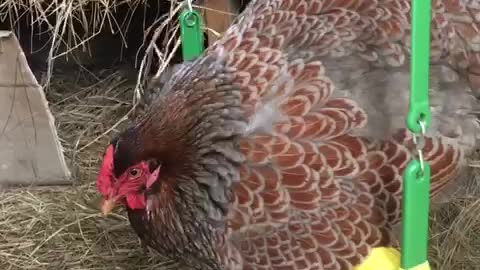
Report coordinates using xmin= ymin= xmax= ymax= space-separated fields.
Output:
xmin=411 ymin=119 xmax=427 ymax=175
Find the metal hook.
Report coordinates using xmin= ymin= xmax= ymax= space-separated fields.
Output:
xmin=411 ymin=119 xmax=427 ymax=175
xmin=417 ymin=120 xmax=427 ymax=174
xmin=417 ymin=147 xmax=425 ymax=174
xmin=419 ymin=120 xmax=426 ymax=136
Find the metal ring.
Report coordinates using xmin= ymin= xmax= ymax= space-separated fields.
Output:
xmin=186 ymin=0 xmax=193 ymax=12
xmin=417 ymin=148 xmax=425 ymax=173
xmin=419 ymin=119 xmax=426 ymax=136
xmin=417 ymin=119 xmax=427 ymax=174
xmin=184 ymin=12 xmax=198 ymax=27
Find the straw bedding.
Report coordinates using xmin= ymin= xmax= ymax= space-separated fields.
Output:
xmin=0 ymin=70 xmax=178 ymax=270
xmin=0 ymin=1 xmax=479 ymax=269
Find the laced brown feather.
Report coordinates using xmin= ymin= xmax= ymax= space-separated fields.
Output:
xmin=121 ymin=1 xmax=480 ymax=269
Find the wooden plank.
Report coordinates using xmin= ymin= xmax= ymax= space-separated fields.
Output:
xmin=202 ymin=0 xmax=239 ymax=46
xmin=0 ymin=31 xmax=71 ymax=186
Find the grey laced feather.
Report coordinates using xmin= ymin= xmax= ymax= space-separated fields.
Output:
xmin=325 ymin=56 xmax=480 ymax=152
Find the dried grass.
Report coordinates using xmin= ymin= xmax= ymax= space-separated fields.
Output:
xmin=429 ymin=170 xmax=480 ymax=270
xmin=0 ymin=0 xmax=479 ymax=269
xmin=1 ymin=0 xmax=143 ymax=85
xmin=0 ymin=69 xmax=179 ymax=270
xmin=0 ymin=0 xmax=186 ymax=90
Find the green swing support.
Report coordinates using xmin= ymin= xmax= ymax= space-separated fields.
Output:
xmin=178 ymin=1 xmax=434 ymax=269
xmin=401 ymin=0 xmax=432 ymax=270
xmin=179 ymin=1 xmax=204 ymax=61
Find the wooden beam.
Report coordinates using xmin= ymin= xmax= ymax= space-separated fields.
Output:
xmin=202 ymin=0 xmax=239 ymax=46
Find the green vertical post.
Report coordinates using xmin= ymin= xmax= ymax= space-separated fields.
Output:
xmin=401 ymin=0 xmax=432 ymax=269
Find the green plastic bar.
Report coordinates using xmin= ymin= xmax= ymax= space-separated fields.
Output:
xmin=401 ymin=160 xmax=431 ymax=269
xmin=179 ymin=9 xmax=204 ymax=61
xmin=406 ymin=0 xmax=432 ymax=133
xmin=401 ymin=0 xmax=433 ymax=269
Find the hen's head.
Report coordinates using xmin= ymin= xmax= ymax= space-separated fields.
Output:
xmin=96 ymin=143 xmax=160 ymax=214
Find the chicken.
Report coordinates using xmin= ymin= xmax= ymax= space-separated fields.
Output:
xmin=96 ymin=0 xmax=480 ymax=269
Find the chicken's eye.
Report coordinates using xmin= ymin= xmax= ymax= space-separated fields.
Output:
xmin=129 ymin=168 xmax=140 ymax=178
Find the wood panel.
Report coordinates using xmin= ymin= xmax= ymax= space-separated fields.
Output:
xmin=202 ymin=0 xmax=240 ymax=46
xmin=0 ymin=31 xmax=71 ymax=186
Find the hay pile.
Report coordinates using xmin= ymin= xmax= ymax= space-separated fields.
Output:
xmin=0 ymin=69 xmax=178 ymax=270
xmin=0 ymin=0 xmax=185 ymax=89
xmin=0 ymin=0 xmax=145 ymax=82
xmin=429 ymin=172 xmax=480 ymax=270
xmin=0 ymin=1 xmax=479 ymax=270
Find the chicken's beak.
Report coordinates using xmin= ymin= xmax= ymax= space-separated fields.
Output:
xmin=101 ymin=198 xmax=116 ymax=215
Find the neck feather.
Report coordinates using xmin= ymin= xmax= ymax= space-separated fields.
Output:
xmin=130 ymin=178 xmax=226 ymax=269
xmin=125 ymin=56 xmax=247 ymax=268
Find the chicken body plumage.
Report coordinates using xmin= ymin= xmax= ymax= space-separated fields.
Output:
xmin=101 ymin=1 xmax=480 ymax=269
